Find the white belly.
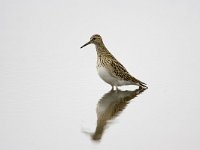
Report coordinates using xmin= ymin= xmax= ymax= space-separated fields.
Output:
xmin=97 ymin=67 xmax=132 ymax=86
xmin=97 ymin=67 xmax=116 ymax=85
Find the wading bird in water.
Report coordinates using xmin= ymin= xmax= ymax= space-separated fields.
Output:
xmin=81 ymin=34 xmax=147 ymax=90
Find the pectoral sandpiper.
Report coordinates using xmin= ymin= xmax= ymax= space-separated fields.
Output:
xmin=81 ymin=34 xmax=147 ymax=90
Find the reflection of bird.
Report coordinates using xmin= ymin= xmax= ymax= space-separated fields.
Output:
xmin=92 ymin=87 xmax=146 ymax=141
xmin=81 ymin=34 xmax=147 ymax=90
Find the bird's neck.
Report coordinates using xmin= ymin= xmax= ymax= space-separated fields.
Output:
xmin=95 ymin=43 xmax=111 ymax=57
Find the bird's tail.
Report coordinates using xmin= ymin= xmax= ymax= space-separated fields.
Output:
xmin=137 ymin=80 xmax=148 ymax=89
xmin=130 ymin=75 xmax=148 ymax=89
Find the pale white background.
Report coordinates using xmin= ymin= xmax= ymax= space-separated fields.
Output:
xmin=0 ymin=0 xmax=200 ymax=150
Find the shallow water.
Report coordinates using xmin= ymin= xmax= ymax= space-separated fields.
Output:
xmin=83 ymin=87 xmax=147 ymax=141
xmin=1 ymin=1 xmax=200 ymax=150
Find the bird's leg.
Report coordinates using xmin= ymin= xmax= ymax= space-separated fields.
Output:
xmin=111 ymin=86 xmax=114 ymax=91
xmin=116 ymin=86 xmax=119 ymax=91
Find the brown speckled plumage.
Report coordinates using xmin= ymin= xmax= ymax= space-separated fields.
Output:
xmin=81 ymin=34 xmax=147 ymax=90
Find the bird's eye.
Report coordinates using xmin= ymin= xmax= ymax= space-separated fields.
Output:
xmin=93 ymin=38 xmax=96 ymax=40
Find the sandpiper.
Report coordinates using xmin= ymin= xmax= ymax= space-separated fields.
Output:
xmin=81 ymin=34 xmax=147 ymax=90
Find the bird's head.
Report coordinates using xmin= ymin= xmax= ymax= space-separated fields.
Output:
xmin=80 ymin=34 xmax=103 ymax=48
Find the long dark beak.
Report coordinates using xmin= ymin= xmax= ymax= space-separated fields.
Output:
xmin=80 ymin=41 xmax=91 ymax=48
